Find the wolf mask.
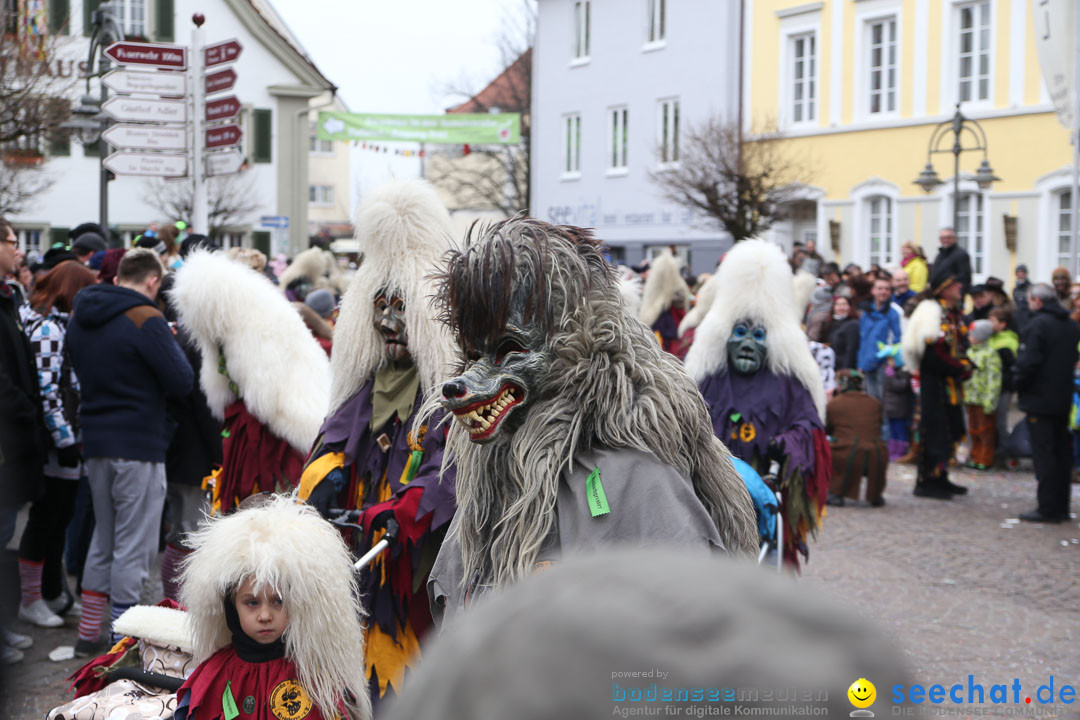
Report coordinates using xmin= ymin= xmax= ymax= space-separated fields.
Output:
xmin=431 ymin=218 xmax=758 ymax=588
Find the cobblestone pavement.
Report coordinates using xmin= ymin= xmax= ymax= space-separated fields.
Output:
xmin=2 ymin=463 xmax=1078 ymax=719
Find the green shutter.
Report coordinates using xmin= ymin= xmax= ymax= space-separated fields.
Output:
xmin=84 ymin=140 xmax=100 ymax=157
xmin=83 ymin=0 xmax=100 ymax=36
xmin=155 ymin=0 xmax=173 ymax=41
xmin=49 ymin=134 xmax=70 ymax=157
xmin=49 ymin=0 xmax=69 ymax=33
xmin=49 ymin=227 xmax=70 ymax=249
xmin=253 ymin=109 xmax=272 ymax=163
xmin=252 ymin=231 xmax=271 ymax=255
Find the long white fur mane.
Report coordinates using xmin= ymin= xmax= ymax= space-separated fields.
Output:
xmin=639 ymin=250 xmax=690 ymax=327
xmin=901 ymin=297 xmax=942 ymax=371
xmin=684 ymin=240 xmax=826 ymax=420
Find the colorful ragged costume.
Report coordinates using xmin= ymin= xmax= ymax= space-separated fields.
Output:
xmin=171 ymin=251 xmax=330 ymax=513
xmin=685 ymin=240 xmax=830 ymax=569
xmin=639 ymin=249 xmax=692 ymax=359
xmin=296 ymin=180 xmax=458 ymax=705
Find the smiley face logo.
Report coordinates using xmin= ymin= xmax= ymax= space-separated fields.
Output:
xmin=848 ymin=678 xmax=876 ymax=709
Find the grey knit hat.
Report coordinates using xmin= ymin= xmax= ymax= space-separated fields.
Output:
xmin=304 ymin=288 xmax=336 ymax=318
xmin=971 ymin=319 xmax=993 ymax=343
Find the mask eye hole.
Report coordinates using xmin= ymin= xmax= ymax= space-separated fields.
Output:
xmin=732 ymin=325 xmax=748 ymax=340
xmin=495 ymin=339 xmax=527 ymax=364
xmin=752 ymin=328 xmax=766 ymax=342
xmin=393 ymin=298 xmax=405 ymax=312
xmin=374 ymin=296 xmax=388 ymax=312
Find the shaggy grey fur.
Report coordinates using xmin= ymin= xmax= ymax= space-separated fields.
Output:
xmin=427 ymin=218 xmax=758 ymax=590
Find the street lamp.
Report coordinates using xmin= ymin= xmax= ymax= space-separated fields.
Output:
xmin=913 ymin=103 xmax=999 ymax=232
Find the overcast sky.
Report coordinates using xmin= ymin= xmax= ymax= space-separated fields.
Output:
xmin=268 ymin=0 xmax=532 ymax=203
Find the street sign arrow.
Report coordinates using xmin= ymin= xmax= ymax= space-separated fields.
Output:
xmin=104 ymin=151 xmax=187 ymax=177
xmin=102 ymin=68 xmax=186 ymax=97
xmin=104 ymin=41 xmax=187 ymax=70
xmin=102 ymin=96 xmax=187 ymax=123
xmin=204 ymin=39 xmax=242 ymax=67
xmin=204 ymin=67 xmax=237 ymax=95
xmin=205 ymin=95 xmax=241 ymax=123
xmin=206 ymin=124 xmax=243 ymax=149
xmin=102 ymin=124 xmax=188 ymax=151
xmin=205 ymin=148 xmax=245 ymax=177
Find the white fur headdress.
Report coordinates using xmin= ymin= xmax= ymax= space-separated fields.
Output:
xmin=330 ymin=179 xmax=458 ymax=412
xmin=171 ymin=251 xmax=330 ymax=453
xmin=180 ymin=495 xmax=371 ymax=720
xmin=901 ymin=297 xmax=942 ymax=371
xmin=684 ymin=240 xmax=826 ymax=420
xmin=639 ymin=250 xmax=691 ymax=327
xmin=616 ymin=267 xmax=643 ymax=319
xmin=278 ymin=247 xmax=347 ymax=297
xmin=792 ymin=271 xmax=817 ymax=322
xmin=678 ymin=271 xmax=720 ymax=337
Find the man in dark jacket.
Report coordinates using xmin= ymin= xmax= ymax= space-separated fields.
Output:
xmin=929 ymin=228 xmax=972 ymax=297
xmin=1014 ymin=283 xmax=1080 ymax=523
xmin=1012 ymin=264 xmax=1031 ymax=329
xmin=66 ymin=248 xmax=194 ymax=655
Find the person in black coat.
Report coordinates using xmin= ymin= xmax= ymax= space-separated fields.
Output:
xmin=929 ymin=228 xmax=972 ymax=297
xmin=827 ymin=295 xmax=861 ymax=370
xmin=1014 ymin=283 xmax=1080 ymax=523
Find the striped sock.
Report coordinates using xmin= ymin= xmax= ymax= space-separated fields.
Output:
xmin=160 ymin=543 xmax=190 ymax=602
xmin=78 ymin=590 xmax=108 ymax=643
xmin=17 ymin=559 xmax=44 ymax=607
xmin=109 ymin=602 xmax=132 ymax=643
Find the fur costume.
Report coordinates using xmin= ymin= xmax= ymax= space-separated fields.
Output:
xmin=684 ymin=240 xmax=830 ymax=568
xmin=616 ymin=267 xmax=643 ymax=319
xmin=178 ymin=495 xmax=371 ymax=720
xmin=427 ymin=218 xmax=758 ymax=621
xmin=172 ymin=251 xmax=330 ymax=511
xmin=678 ymin=271 xmax=720 ymax=337
xmin=639 ymin=250 xmax=691 ymax=357
xmin=297 ymin=180 xmax=458 ymax=705
xmin=278 ymin=247 xmax=346 ymax=298
xmin=792 ymin=271 xmax=817 ymax=322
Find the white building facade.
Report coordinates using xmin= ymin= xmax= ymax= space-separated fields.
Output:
xmin=531 ymin=0 xmax=741 ymax=275
xmin=9 ymin=0 xmax=336 ymax=257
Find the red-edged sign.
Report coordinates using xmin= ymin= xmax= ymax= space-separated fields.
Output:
xmin=206 ymin=124 xmax=243 ymax=148
xmin=204 ymin=67 xmax=237 ymax=94
xmin=204 ymin=39 xmax=242 ymax=67
xmin=205 ymin=95 xmax=241 ymax=123
xmin=104 ymin=41 xmax=187 ymax=70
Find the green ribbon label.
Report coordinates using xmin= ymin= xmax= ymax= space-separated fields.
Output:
xmin=730 ymin=412 xmax=742 ymax=424
xmin=586 ymin=467 xmax=610 ymax=518
xmin=223 ymin=681 xmax=240 ymax=720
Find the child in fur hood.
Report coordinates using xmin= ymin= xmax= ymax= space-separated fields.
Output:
xmin=174 ymin=494 xmax=371 ymax=720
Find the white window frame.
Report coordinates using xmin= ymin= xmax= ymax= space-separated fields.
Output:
xmin=644 ymin=0 xmax=666 ymax=50
xmin=954 ymin=192 xmax=986 ymax=276
xmin=941 ymin=0 xmax=995 ymax=111
xmin=866 ymin=196 xmax=896 ymax=268
xmin=114 ymin=0 xmax=147 ymax=37
xmin=16 ymin=227 xmax=44 ymax=254
xmin=936 ymin=179 xmax=989 ymax=281
xmin=851 ymin=178 xmax=900 ymax=269
xmin=309 ymin=122 xmax=333 ymax=154
xmin=1054 ymin=189 xmax=1075 ymax=276
xmin=562 ymin=113 xmax=582 ymax=180
xmin=607 ymin=105 xmax=628 ymax=175
xmin=656 ymin=97 xmax=679 ymax=169
xmin=223 ymin=232 xmax=245 ymax=250
xmin=854 ymin=4 xmax=901 ymax=121
xmin=780 ymin=24 xmax=819 ymax=129
xmin=309 ymin=185 xmax=335 ymax=206
xmin=571 ymin=0 xmax=591 ymax=65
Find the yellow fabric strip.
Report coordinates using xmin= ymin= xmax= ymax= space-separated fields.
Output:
xmin=297 ymin=452 xmax=346 ymax=501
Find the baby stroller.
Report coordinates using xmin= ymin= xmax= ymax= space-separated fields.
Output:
xmin=732 ymin=458 xmax=782 ymax=572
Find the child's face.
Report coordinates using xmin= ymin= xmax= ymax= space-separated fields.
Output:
xmin=989 ymin=316 xmax=1005 ymax=333
xmin=234 ymin=576 xmax=289 ymax=644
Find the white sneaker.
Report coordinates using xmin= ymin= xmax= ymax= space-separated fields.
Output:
xmin=45 ymin=591 xmax=76 ymax=616
xmin=2 ymin=629 xmax=32 ymax=650
xmin=18 ymin=599 xmax=64 ymax=628
xmin=0 ymin=645 xmax=24 ymax=664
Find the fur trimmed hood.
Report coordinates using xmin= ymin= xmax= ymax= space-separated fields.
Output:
xmin=180 ymin=495 xmax=371 ymax=720
xmin=278 ymin=248 xmax=346 ymax=297
xmin=901 ymin=297 xmax=942 ymax=371
xmin=684 ymin=240 xmax=826 ymax=420
xmin=171 ymin=251 xmax=330 ymax=453
xmin=330 ymin=179 xmax=458 ymax=412
xmin=639 ymin=250 xmax=690 ymax=327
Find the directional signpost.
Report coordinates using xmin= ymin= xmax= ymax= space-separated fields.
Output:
xmin=104 ymin=151 xmax=187 ymax=177
xmin=104 ymin=41 xmax=187 ymax=70
xmin=206 ymin=124 xmax=242 ymax=149
xmin=204 ymin=67 xmax=236 ymax=94
xmin=204 ymin=39 xmax=242 ymax=67
xmin=205 ymin=149 xmax=245 ymax=177
xmin=102 ymin=124 xmax=187 ymax=152
xmin=205 ymin=95 xmax=241 ymax=123
xmin=103 ymin=68 xmax=186 ymax=97
xmin=102 ymin=96 xmax=187 ymax=123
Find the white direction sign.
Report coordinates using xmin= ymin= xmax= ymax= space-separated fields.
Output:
xmin=104 ymin=151 xmax=187 ymax=178
xmin=102 ymin=68 xmax=186 ymax=97
xmin=102 ymin=124 xmax=188 ymax=151
xmin=205 ymin=149 xmax=245 ymax=177
xmin=102 ymin=96 xmax=187 ymax=123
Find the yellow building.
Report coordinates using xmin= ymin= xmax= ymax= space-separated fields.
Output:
xmin=747 ymin=0 xmax=1075 ymax=284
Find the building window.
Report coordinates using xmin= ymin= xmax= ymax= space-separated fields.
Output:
xmin=658 ymin=98 xmax=679 ymax=166
xmin=253 ymin=108 xmax=272 ymax=163
xmin=309 ymin=185 xmax=334 ymax=206
xmin=867 ymin=196 xmax=895 ymax=267
xmin=17 ymin=228 xmax=43 ymax=253
xmin=563 ymin=113 xmax=581 ymax=176
xmin=790 ymin=33 xmax=816 ymax=124
xmin=573 ymin=1 xmax=590 ymax=60
xmin=309 ymin=124 xmax=333 ymax=154
xmin=114 ymin=0 xmax=146 ymax=37
xmin=609 ymin=107 xmax=628 ymax=171
xmin=1056 ymin=190 xmax=1074 ymax=273
xmin=957 ymin=1 xmax=991 ymax=103
xmin=223 ymin=232 xmax=245 ymax=249
xmin=647 ymin=0 xmax=665 ymax=44
xmin=867 ymin=17 xmax=897 ymax=114
xmin=955 ymin=192 xmax=985 ymax=275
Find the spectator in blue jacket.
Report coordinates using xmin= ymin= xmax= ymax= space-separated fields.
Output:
xmin=65 ymin=248 xmax=193 ymax=656
xmin=858 ymin=277 xmax=903 ymax=407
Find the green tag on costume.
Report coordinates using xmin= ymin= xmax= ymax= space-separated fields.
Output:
xmin=586 ymin=466 xmax=610 ymax=517
xmin=223 ymin=681 xmax=240 ymax=720
xmin=403 ymin=449 xmax=424 ymax=484
xmin=730 ymin=412 xmax=742 ymax=424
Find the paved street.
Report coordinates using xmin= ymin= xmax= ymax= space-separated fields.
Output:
xmin=2 ymin=462 xmax=1078 ymax=719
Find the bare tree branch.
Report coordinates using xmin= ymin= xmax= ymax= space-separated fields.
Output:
xmin=649 ymin=117 xmax=815 ymax=242
xmin=142 ymin=172 xmax=261 ymax=240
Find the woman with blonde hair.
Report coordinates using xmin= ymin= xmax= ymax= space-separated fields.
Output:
xmin=901 ymin=242 xmax=929 ymax=293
